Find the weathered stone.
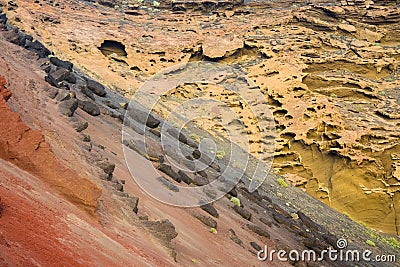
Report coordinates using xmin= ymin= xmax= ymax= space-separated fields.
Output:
xmin=260 ymin=217 xmax=272 ymax=227
xmin=76 ymin=140 xmax=92 ymax=152
xmin=113 ymin=181 xmax=124 ymax=192
xmin=250 ymin=241 xmax=262 ymax=251
xmin=227 ymin=187 xmax=238 ymax=197
xmin=193 ymin=213 xmax=217 ymax=228
xmin=197 ymin=170 xmax=208 ymax=178
xmin=78 ymin=133 xmax=91 ymax=142
xmin=64 ymin=72 xmax=76 ymax=84
xmin=272 ymin=213 xmax=292 ymax=228
xmin=99 ymin=172 xmax=112 ymax=181
xmin=233 ymin=205 xmax=252 ymax=221
xmin=142 ymin=219 xmax=178 ymax=244
xmin=200 ymin=203 xmax=219 ymax=218
xmin=87 ymin=79 xmax=107 ymax=97
xmin=25 ymin=40 xmax=51 ymax=58
xmin=158 ymin=164 xmax=181 ymax=183
xmin=50 ymin=57 xmax=73 ymax=70
xmin=110 ymin=111 xmax=124 ymax=123
xmin=49 ymin=68 xmax=70 ymax=84
xmin=103 ymin=100 xmax=119 ymax=110
xmin=229 ymin=229 xmax=243 ymax=246
xmin=192 ymin=175 xmax=209 ymax=186
xmin=166 ymin=128 xmax=198 ymax=149
xmin=45 ymin=73 xmax=60 ymax=88
xmin=178 ymin=170 xmax=193 ymax=185
xmin=58 ymin=99 xmax=78 ymax=117
xmin=78 ymin=100 xmax=100 ymax=116
xmin=247 ymin=224 xmax=270 ymax=239
xmin=126 ymin=195 xmax=139 ymax=214
xmin=97 ymin=160 xmax=115 ymax=175
xmin=192 ymin=149 xmax=201 ymax=159
xmin=56 ymin=89 xmax=73 ymax=102
xmin=157 ymin=176 xmax=179 ymax=192
xmin=302 ymin=238 xmax=327 ymax=255
xmin=128 ymin=107 xmax=160 ymax=128
xmin=80 ymin=85 xmax=95 ymax=100
xmin=297 ymin=211 xmax=321 ymax=232
xmin=72 ymin=121 xmax=89 ymax=132
xmin=44 ymin=87 xmax=58 ymax=99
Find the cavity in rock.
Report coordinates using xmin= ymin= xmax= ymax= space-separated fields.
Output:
xmin=98 ymin=40 xmax=127 ymax=57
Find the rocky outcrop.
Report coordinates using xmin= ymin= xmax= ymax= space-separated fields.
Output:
xmin=0 ymin=76 xmax=101 ymax=215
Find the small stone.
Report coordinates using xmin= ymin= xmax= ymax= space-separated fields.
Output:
xmin=80 ymin=85 xmax=95 ymax=100
xmin=113 ymin=182 xmax=124 ymax=192
xmin=200 ymin=203 xmax=219 ymax=218
xmin=158 ymin=164 xmax=181 ymax=183
xmin=260 ymin=217 xmax=272 ymax=227
xmin=247 ymin=224 xmax=270 ymax=239
xmin=78 ymin=133 xmax=91 ymax=142
xmin=233 ymin=205 xmax=252 ymax=221
xmin=157 ymin=176 xmax=179 ymax=192
xmin=49 ymin=68 xmax=70 ymax=83
xmin=58 ymin=99 xmax=78 ymax=117
xmin=44 ymin=87 xmax=58 ymax=99
xmin=72 ymin=121 xmax=88 ymax=132
xmin=78 ymin=100 xmax=100 ymax=116
xmin=50 ymin=57 xmax=73 ymax=70
xmin=126 ymin=195 xmax=139 ymax=214
xmin=193 ymin=213 xmax=217 ymax=228
xmin=229 ymin=229 xmax=243 ymax=246
xmin=56 ymin=89 xmax=73 ymax=102
xmin=250 ymin=241 xmax=262 ymax=251
xmin=177 ymin=170 xmax=193 ymax=185
xmin=97 ymin=160 xmax=115 ymax=175
xmin=87 ymin=79 xmax=107 ymax=97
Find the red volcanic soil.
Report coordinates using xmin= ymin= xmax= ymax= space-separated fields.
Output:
xmin=0 ymin=76 xmax=101 ymax=215
xmin=0 ymin=76 xmax=91 ymax=266
xmin=0 ymin=166 xmax=84 ymax=267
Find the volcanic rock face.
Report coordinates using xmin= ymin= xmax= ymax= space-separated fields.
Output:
xmin=1 ymin=1 xmax=400 ymax=267
xmin=4 ymin=0 xmax=399 ymax=234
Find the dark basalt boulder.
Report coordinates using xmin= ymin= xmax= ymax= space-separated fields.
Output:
xmin=78 ymin=100 xmax=100 ymax=116
xmin=50 ymin=57 xmax=73 ymax=70
xmin=157 ymin=176 xmax=179 ymax=192
xmin=194 ymin=213 xmax=217 ymax=228
xmin=25 ymin=40 xmax=51 ymax=58
xmin=86 ymin=79 xmax=107 ymax=97
xmin=80 ymin=85 xmax=96 ymax=100
xmin=127 ymin=107 xmax=160 ymax=129
xmin=233 ymin=205 xmax=252 ymax=221
xmin=200 ymin=203 xmax=219 ymax=218
xmin=58 ymin=99 xmax=78 ymax=117
xmin=158 ymin=163 xmax=181 ymax=183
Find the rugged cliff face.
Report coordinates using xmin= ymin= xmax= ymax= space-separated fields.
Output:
xmin=0 ymin=0 xmax=400 ymax=266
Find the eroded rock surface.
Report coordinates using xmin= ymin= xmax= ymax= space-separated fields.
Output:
xmin=6 ymin=0 xmax=399 ymax=235
xmin=1 ymin=1 xmax=400 ymax=266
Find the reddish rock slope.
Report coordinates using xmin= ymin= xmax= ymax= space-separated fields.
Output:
xmin=0 ymin=76 xmax=101 ymax=215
